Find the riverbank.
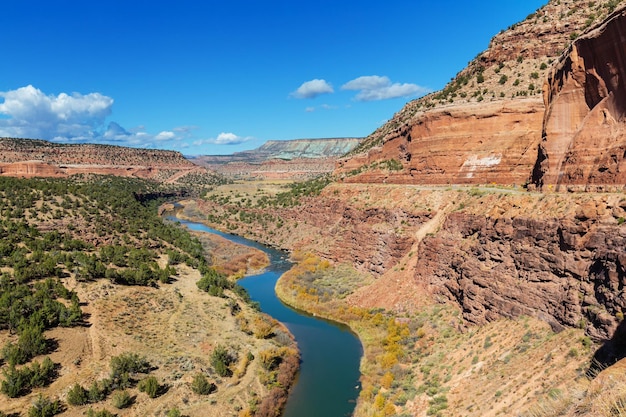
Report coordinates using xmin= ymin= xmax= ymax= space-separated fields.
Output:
xmin=174 ymin=193 xmax=598 ymax=417
xmin=170 ymin=210 xmax=362 ymax=417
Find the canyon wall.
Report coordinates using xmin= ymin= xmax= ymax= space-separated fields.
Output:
xmin=337 ymin=99 xmax=544 ymax=186
xmin=534 ymin=7 xmax=626 ymax=190
xmin=417 ymin=196 xmax=626 ymax=340
xmin=0 ymin=137 xmax=219 ymax=185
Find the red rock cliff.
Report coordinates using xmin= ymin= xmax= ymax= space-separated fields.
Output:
xmin=534 ymin=7 xmax=626 ymax=190
xmin=337 ymin=99 xmax=544 ymax=186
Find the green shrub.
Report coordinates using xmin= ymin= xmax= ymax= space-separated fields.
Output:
xmin=112 ymin=390 xmax=133 ymax=409
xmin=110 ymin=353 xmax=150 ymax=381
xmin=67 ymin=383 xmax=89 ymax=406
xmin=138 ymin=376 xmax=159 ymax=398
xmin=88 ymin=380 xmax=108 ymax=403
xmin=191 ymin=373 xmax=216 ymax=395
xmin=211 ymin=345 xmax=234 ymax=377
xmin=86 ymin=408 xmax=116 ymax=417
xmin=28 ymin=394 xmax=61 ymax=417
xmin=166 ymin=408 xmax=182 ymax=417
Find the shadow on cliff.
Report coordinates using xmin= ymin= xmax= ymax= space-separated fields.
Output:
xmin=588 ymin=319 xmax=626 ymax=378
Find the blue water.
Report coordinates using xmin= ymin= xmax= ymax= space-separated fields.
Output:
xmin=173 ymin=218 xmax=362 ymax=417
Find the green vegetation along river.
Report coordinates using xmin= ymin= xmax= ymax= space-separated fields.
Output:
xmin=176 ymin=218 xmax=363 ymax=417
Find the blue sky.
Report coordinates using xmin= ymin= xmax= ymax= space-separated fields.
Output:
xmin=0 ymin=1 xmax=547 ymax=155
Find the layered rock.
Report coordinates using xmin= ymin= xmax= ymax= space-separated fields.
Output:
xmin=0 ymin=137 xmax=219 ymax=185
xmin=337 ymin=99 xmax=544 ymax=186
xmin=534 ymin=6 xmax=626 ymax=190
xmin=340 ymin=0 xmax=626 ymax=189
xmin=418 ymin=197 xmax=626 ymax=340
xmin=194 ymin=138 xmax=361 ymax=180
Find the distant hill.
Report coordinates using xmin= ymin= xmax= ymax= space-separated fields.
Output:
xmin=0 ymin=137 xmax=222 ymax=187
xmin=191 ymin=137 xmax=362 ymax=180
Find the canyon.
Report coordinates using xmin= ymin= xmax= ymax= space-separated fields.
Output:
xmin=2 ymin=1 xmax=626 ymax=416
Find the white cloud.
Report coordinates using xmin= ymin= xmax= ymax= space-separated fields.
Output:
xmin=290 ymin=79 xmax=334 ymax=99
xmin=304 ymin=103 xmax=337 ymax=113
xmin=341 ymin=75 xmax=429 ymax=101
xmin=0 ymin=85 xmax=193 ymax=149
xmin=0 ymin=85 xmax=113 ymax=140
xmin=193 ymin=132 xmax=253 ymax=146
xmin=154 ymin=131 xmax=177 ymax=141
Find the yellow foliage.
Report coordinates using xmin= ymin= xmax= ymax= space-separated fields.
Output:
xmin=253 ymin=316 xmax=274 ymax=339
xmin=360 ymin=383 xmax=375 ymax=401
xmin=379 ymin=351 xmax=398 ymax=369
xmin=383 ymin=401 xmax=397 ymax=416
xmin=234 ymin=354 xmax=250 ymax=379
xmin=380 ymin=371 xmax=394 ymax=389
xmin=372 ymin=312 xmax=385 ymax=326
xmin=374 ymin=393 xmax=386 ymax=410
xmin=238 ymin=409 xmax=253 ymax=417
xmin=416 ymin=327 xmax=426 ymax=338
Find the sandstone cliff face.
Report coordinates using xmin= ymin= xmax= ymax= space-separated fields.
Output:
xmin=417 ymin=197 xmax=626 ymax=340
xmin=534 ymin=7 xmax=626 ymax=189
xmin=337 ymin=99 xmax=544 ymax=186
xmin=341 ymin=0 xmax=625 ymax=188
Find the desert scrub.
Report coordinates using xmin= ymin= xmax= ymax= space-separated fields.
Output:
xmin=138 ymin=375 xmax=160 ymax=398
xmin=191 ymin=373 xmax=216 ymax=395
xmin=112 ymin=390 xmax=133 ymax=409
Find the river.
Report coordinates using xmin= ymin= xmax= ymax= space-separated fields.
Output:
xmin=173 ymin=218 xmax=363 ymax=417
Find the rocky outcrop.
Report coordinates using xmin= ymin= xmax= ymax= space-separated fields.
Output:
xmin=418 ymin=197 xmax=626 ymax=340
xmin=0 ymin=137 xmax=220 ymax=185
xmin=534 ymin=7 xmax=626 ymax=190
xmin=339 ymin=1 xmax=626 ymax=189
xmin=194 ymin=138 xmax=361 ymax=180
xmin=337 ymin=99 xmax=544 ymax=186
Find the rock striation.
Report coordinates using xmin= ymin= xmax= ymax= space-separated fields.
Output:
xmin=534 ymin=7 xmax=626 ymax=190
xmin=339 ymin=0 xmax=626 ymax=190
xmin=337 ymin=99 xmax=544 ymax=186
xmin=0 ymin=137 xmax=220 ymax=185
xmin=417 ymin=196 xmax=626 ymax=341
xmin=194 ymin=138 xmax=361 ymax=180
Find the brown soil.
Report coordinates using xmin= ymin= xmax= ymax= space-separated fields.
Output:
xmin=1 ymin=249 xmax=281 ymax=417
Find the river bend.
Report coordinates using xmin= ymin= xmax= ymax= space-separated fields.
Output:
xmin=175 ymin=218 xmax=362 ymax=417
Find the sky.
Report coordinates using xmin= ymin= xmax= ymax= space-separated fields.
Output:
xmin=0 ymin=1 xmax=548 ymax=156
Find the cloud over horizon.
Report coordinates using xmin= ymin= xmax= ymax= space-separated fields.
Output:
xmin=290 ymin=79 xmax=334 ymax=99
xmin=0 ymin=85 xmax=193 ymax=149
xmin=193 ymin=132 xmax=253 ymax=147
xmin=341 ymin=75 xmax=429 ymax=101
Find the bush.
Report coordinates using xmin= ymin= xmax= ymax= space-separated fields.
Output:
xmin=86 ymin=408 xmax=116 ymax=417
xmin=191 ymin=373 xmax=216 ymax=395
xmin=166 ymin=408 xmax=182 ymax=417
xmin=1 ymin=357 xmax=57 ymax=398
xmin=110 ymin=353 xmax=150 ymax=381
xmin=138 ymin=376 xmax=159 ymax=398
xmin=211 ymin=345 xmax=234 ymax=377
xmin=28 ymin=394 xmax=61 ymax=417
xmin=67 ymin=383 xmax=88 ymax=406
xmin=88 ymin=380 xmax=108 ymax=403
xmin=112 ymin=390 xmax=133 ymax=409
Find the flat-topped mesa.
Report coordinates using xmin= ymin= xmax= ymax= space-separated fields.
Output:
xmin=533 ymin=6 xmax=626 ymax=191
xmin=0 ymin=137 xmax=220 ymax=185
xmin=0 ymin=138 xmax=194 ymax=167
